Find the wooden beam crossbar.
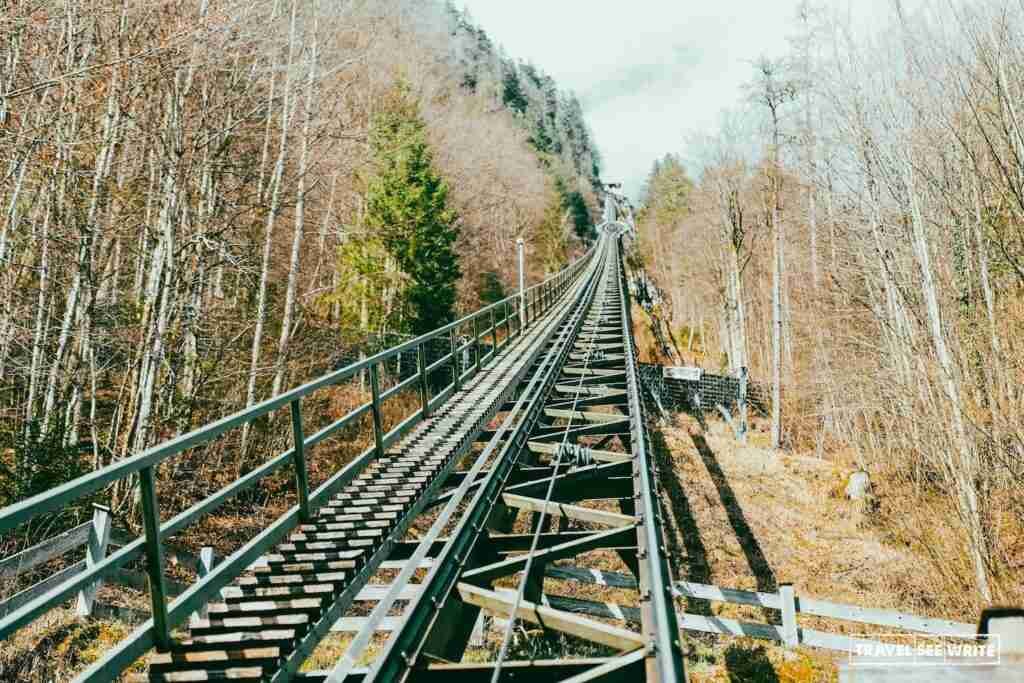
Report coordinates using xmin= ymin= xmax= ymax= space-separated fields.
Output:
xmin=530 ymin=420 xmax=631 ymax=443
xmin=504 ymin=462 xmax=632 ymax=502
xmin=562 ymin=368 xmax=625 ymax=379
xmin=554 ymin=385 xmax=627 ymax=398
xmin=463 ymin=526 xmax=636 ymax=584
xmin=527 ymin=441 xmax=631 ymax=464
xmin=544 ymin=408 xmax=627 ymax=424
xmin=500 ymin=494 xmax=636 ymax=527
xmin=546 ymin=395 xmax=629 ymax=411
xmin=558 ymin=649 xmax=647 ymax=683
xmin=389 ymin=531 xmax=638 ymax=560
xmin=415 ymin=658 xmax=631 ymax=682
xmin=456 ymin=583 xmax=645 ymax=652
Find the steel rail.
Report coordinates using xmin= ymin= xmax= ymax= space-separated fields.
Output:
xmin=0 ymin=244 xmax=597 ymax=673
xmin=487 ymin=251 xmax=614 ymax=682
xmin=359 ymin=235 xmax=612 ymax=683
xmin=324 ymin=242 xmax=609 ymax=683
xmin=613 ymin=229 xmax=687 ymax=681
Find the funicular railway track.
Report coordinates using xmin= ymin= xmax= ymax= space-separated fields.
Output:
xmin=139 ymin=244 xmax=602 ymax=683
xmin=0 ymin=207 xmax=685 ymax=682
xmin=352 ymin=226 xmax=685 ymax=683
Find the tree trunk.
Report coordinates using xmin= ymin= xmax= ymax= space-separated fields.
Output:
xmin=273 ymin=14 xmax=318 ymax=397
xmin=906 ymin=160 xmax=992 ymax=603
xmin=770 ymin=198 xmax=783 ymax=449
xmin=26 ymin=203 xmax=52 ymax=427
xmin=242 ymin=0 xmax=298 ymax=452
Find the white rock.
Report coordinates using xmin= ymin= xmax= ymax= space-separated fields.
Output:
xmin=845 ymin=470 xmax=872 ymax=500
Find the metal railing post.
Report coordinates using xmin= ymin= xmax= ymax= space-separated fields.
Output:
xmin=473 ymin=316 xmax=481 ymax=374
xmin=738 ymin=366 xmax=749 ymax=444
xmin=450 ymin=329 xmax=461 ymax=392
xmin=417 ymin=343 xmax=430 ymax=419
xmin=139 ymin=465 xmax=171 ymax=651
xmin=369 ymin=364 xmax=384 ymax=459
xmin=517 ymin=238 xmax=526 ymax=331
xmin=76 ymin=503 xmax=111 ymax=617
xmin=290 ymin=400 xmax=311 ymax=521
xmin=504 ymin=301 xmax=512 ymax=342
xmin=191 ymin=547 xmax=215 ymax=627
xmin=489 ymin=309 xmax=497 ymax=360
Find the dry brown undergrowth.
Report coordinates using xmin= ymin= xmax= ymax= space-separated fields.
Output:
xmin=2 ymin=405 xmax=980 ymax=682
xmin=654 ymin=412 xmax=988 ymax=682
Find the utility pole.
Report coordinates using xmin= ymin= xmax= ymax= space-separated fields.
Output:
xmin=517 ymin=238 xmax=526 ymax=330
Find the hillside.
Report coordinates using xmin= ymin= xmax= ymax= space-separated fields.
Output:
xmin=631 ymin=0 xmax=1024 ymax=632
xmin=657 ymin=414 xmax=956 ymax=682
xmin=0 ymin=0 xmax=600 ymax=535
xmin=4 ymin=1 xmax=1023 ymax=680
xmin=0 ymin=1 xmax=604 ymax=678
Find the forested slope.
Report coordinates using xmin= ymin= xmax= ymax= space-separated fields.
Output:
xmin=634 ymin=0 xmax=1024 ymax=615
xmin=0 ymin=0 xmax=602 ymax=519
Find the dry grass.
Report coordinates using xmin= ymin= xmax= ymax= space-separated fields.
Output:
xmin=4 ymin=375 xmax=984 ymax=681
xmin=0 ymin=608 xmax=136 ymax=682
xmin=652 ymin=412 xmax=982 ymax=681
xmin=0 ymin=381 xmax=432 ymax=680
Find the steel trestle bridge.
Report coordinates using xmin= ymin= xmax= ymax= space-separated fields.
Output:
xmin=0 ymin=200 xmax=687 ymax=682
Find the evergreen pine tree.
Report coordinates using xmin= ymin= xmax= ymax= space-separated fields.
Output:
xmin=477 ymin=271 xmax=506 ymax=305
xmin=502 ymin=63 xmax=529 ymax=115
xmin=552 ymin=176 xmax=595 ymax=242
xmin=564 ymin=190 xmax=595 ymax=241
xmin=365 ymin=82 xmax=461 ymax=335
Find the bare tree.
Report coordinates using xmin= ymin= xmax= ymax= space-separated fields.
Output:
xmin=749 ymin=56 xmax=798 ymax=449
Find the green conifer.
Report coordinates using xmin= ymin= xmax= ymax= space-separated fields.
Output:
xmin=365 ymin=82 xmax=461 ymax=335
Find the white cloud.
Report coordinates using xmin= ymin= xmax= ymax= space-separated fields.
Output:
xmin=459 ymin=0 xmax=934 ymax=200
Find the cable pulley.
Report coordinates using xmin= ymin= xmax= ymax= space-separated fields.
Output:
xmin=557 ymin=442 xmax=594 ymax=466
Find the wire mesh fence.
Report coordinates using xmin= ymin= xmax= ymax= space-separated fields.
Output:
xmin=638 ymin=363 xmax=770 ymax=415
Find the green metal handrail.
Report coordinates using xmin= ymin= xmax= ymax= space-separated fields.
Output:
xmin=0 ymin=241 xmax=597 ymax=680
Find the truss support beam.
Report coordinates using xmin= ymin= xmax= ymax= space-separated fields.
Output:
xmin=500 ymin=494 xmax=636 ymax=527
xmin=463 ymin=526 xmax=637 ymax=585
xmin=456 ymin=583 xmax=645 ymax=652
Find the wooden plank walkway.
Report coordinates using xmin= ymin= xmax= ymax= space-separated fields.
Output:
xmin=139 ymin=281 xmax=586 ymax=682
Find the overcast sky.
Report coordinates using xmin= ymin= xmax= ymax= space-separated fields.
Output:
xmin=459 ymin=0 xmax=928 ymax=199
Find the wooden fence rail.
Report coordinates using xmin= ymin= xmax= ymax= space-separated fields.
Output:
xmin=2 ymin=519 xmax=1009 ymax=670
xmin=544 ymin=565 xmax=975 ymax=653
xmin=0 ymin=507 xmax=216 ymax=626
